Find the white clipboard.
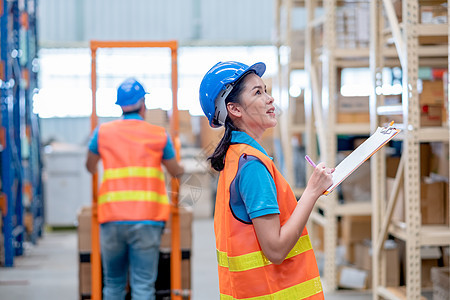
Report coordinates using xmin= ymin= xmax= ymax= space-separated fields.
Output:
xmin=324 ymin=125 xmax=401 ymax=195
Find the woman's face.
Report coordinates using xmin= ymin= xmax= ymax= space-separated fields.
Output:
xmin=233 ymin=73 xmax=277 ymax=136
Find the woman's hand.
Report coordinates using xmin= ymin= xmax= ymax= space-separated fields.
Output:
xmin=305 ymin=162 xmax=334 ymax=198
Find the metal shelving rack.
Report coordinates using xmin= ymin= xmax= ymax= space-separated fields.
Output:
xmin=305 ymin=0 xmax=374 ymax=292
xmin=369 ymin=0 xmax=450 ymax=299
xmin=0 ymin=0 xmax=41 ymax=267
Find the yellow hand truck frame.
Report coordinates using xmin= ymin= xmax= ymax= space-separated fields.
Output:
xmin=89 ymin=40 xmax=185 ymax=300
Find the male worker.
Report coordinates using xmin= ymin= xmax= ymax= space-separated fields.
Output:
xmin=86 ymin=78 xmax=184 ymax=300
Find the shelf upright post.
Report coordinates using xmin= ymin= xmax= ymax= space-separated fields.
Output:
xmin=321 ymin=0 xmax=339 ymax=292
xmin=370 ymin=1 xmax=389 ymax=298
xmin=0 ymin=0 xmax=14 ymax=266
xmin=11 ymin=0 xmax=24 ymax=257
xmin=402 ymin=1 xmax=421 ymax=298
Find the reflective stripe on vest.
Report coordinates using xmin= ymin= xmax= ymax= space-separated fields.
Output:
xmin=219 ymin=276 xmax=322 ymax=300
xmin=103 ymin=166 xmax=165 ymax=181
xmin=217 ymin=234 xmax=312 ymax=272
xmin=98 ymin=190 xmax=168 ymax=205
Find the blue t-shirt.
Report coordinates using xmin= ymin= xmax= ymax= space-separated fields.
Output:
xmin=87 ymin=113 xmax=175 ymax=227
xmin=229 ymin=131 xmax=280 ymax=223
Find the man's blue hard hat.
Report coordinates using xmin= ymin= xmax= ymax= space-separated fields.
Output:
xmin=116 ymin=78 xmax=148 ymax=107
xmin=199 ymin=61 xmax=266 ymax=128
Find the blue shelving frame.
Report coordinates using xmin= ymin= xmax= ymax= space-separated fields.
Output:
xmin=1 ymin=0 xmax=42 ymax=267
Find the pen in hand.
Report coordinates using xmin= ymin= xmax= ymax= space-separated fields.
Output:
xmin=305 ymin=155 xmax=317 ymax=168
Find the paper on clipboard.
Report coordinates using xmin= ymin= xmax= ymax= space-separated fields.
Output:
xmin=324 ymin=126 xmax=401 ymax=195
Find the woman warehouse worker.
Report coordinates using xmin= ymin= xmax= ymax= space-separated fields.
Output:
xmin=199 ymin=61 xmax=334 ymax=300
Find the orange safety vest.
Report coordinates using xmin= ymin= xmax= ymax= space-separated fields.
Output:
xmin=215 ymin=143 xmax=324 ymax=300
xmin=97 ymin=119 xmax=170 ymax=224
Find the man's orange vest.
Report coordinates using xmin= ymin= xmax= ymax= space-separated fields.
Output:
xmin=215 ymin=143 xmax=324 ymax=299
xmin=97 ymin=119 xmax=170 ymax=224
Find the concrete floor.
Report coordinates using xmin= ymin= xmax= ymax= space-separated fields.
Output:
xmin=0 ymin=218 xmax=376 ymax=300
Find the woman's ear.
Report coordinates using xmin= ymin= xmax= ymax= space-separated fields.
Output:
xmin=227 ymin=102 xmax=242 ymax=118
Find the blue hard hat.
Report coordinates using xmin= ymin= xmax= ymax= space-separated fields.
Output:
xmin=199 ymin=61 xmax=266 ymax=128
xmin=116 ymin=78 xmax=148 ymax=107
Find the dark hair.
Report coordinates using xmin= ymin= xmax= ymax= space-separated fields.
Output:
xmin=208 ymin=71 xmax=253 ymax=171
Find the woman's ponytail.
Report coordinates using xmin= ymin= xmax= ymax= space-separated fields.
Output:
xmin=208 ymin=117 xmax=238 ymax=172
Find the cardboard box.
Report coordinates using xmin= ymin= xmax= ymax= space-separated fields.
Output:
xmin=421 ymin=181 xmax=446 ymax=225
xmin=160 ymin=206 xmax=193 ymax=250
xmin=341 ymin=216 xmax=371 ymax=244
xmin=421 ymin=104 xmax=442 ymax=127
xmin=420 ymin=5 xmax=448 ymax=24
xmin=338 ymin=96 xmax=370 ymax=113
xmin=145 ymin=109 xmax=169 ymax=129
xmin=79 ymin=261 xmax=91 ymax=296
xmin=354 ymin=240 xmax=400 ymax=288
xmin=419 ymin=35 xmax=448 ymax=45
xmin=338 ymin=266 xmax=369 ymax=290
xmin=77 ymin=206 xmax=92 ymax=252
xmin=388 ymin=178 xmax=447 ymax=225
xmin=419 ymin=143 xmax=432 ymax=177
xmin=380 ymin=104 xmax=443 ymax=127
xmin=341 ymin=216 xmax=371 ymax=263
xmin=420 ymin=80 xmax=445 ymax=105
xmin=337 ymin=112 xmax=370 ymax=123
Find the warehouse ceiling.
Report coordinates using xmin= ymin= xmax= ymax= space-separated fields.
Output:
xmin=38 ymin=0 xmax=280 ymax=48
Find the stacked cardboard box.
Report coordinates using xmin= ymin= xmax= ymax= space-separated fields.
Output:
xmin=145 ymin=109 xmax=170 ymax=130
xmin=420 ymin=80 xmax=445 ymax=126
xmin=380 ymin=80 xmax=446 ymax=126
xmin=77 ymin=206 xmax=92 ymax=298
xmin=388 ymin=178 xmax=449 ymax=225
xmin=353 ymin=240 xmax=400 ymax=288
xmin=341 ymin=215 xmax=371 ymax=263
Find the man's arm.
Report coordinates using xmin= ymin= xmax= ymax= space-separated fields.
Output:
xmin=85 ymin=150 xmax=101 ymax=174
xmin=162 ymin=157 xmax=184 ymax=178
